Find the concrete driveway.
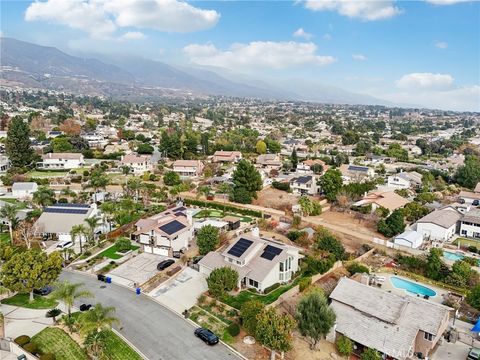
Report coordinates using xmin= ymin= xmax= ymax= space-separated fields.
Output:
xmin=431 ymin=340 xmax=471 ymax=359
xmin=149 ymin=267 xmax=208 ymax=313
xmin=2 ymin=304 xmax=53 ymax=338
xmin=60 ymin=270 xmax=242 ymax=360
xmin=107 ymin=252 xmax=168 ymax=287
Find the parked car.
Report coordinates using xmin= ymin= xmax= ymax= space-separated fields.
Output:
xmin=56 ymin=240 xmax=73 ymax=249
xmin=194 ymin=328 xmax=219 ymax=345
xmin=468 ymin=347 xmax=480 ymax=360
xmin=79 ymin=304 xmax=92 ymax=311
xmin=157 ymin=259 xmax=175 ymax=271
xmin=33 ymin=286 xmax=53 ymax=296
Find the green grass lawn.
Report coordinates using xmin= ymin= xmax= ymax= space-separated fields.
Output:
xmin=102 ymin=330 xmax=143 ymax=360
xmin=0 ymin=198 xmax=27 ymax=208
xmin=98 ymin=244 xmax=140 ymax=260
xmin=454 ymin=237 xmax=480 ymax=249
xmin=1 ymin=293 xmax=59 ymax=309
xmin=0 ymin=232 xmax=10 ymax=244
xmin=193 ymin=209 xmax=252 ymax=223
xmin=27 ymin=170 xmax=69 ymax=178
xmin=222 ymin=283 xmax=296 ymax=310
xmin=32 ymin=327 xmax=88 ymax=360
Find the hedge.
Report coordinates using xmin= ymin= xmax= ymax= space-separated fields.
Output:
xmin=39 ymin=354 xmax=56 ymax=360
xmin=14 ymin=335 xmax=31 ymax=346
xmin=183 ymin=198 xmax=262 ymax=218
xmin=272 ymin=181 xmax=290 ymax=192
xmin=227 ymin=323 xmax=240 ymax=337
xmin=23 ymin=342 xmax=39 ymax=355
xmin=263 ymin=283 xmax=281 ymax=294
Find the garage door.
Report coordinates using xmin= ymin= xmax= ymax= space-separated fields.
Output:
xmin=144 ymin=246 xmax=152 ymax=253
xmin=153 ymin=247 xmax=169 ymax=256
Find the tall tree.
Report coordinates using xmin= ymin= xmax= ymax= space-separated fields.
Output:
xmin=256 ymin=140 xmax=267 ymax=154
xmin=196 ymin=225 xmax=220 ymax=255
xmin=33 ymin=186 xmax=56 ymax=207
xmin=231 ymin=159 xmax=262 ymax=203
xmin=89 ymin=168 xmax=109 ymax=202
xmin=255 ymin=308 xmax=295 ymax=360
xmin=85 ymin=216 xmax=102 ymax=245
xmin=0 ymin=204 xmax=18 ymax=244
xmin=6 ymin=116 xmax=35 ymax=168
xmin=319 ymin=169 xmax=343 ymax=202
xmin=78 ymin=303 xmax=120 ymax=336
xmin=296 ymin=289 xmax=336 ymax=350
xmin=51 ymin=280 xmax=93 ymax=317
xmin=240 ymin=300 xmax=265 ymax=335
xmin=290 ymin=148 xmax=298 ymax=170
xmin=1 ymin=250 xmax=63 ymax=301
xmin=70 ymin=224 xmax=88 ymax=254
xmin=207 ymin=267 xmax=239 ymax=298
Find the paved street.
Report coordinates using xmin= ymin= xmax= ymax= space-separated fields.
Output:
xmin=60 ymin=271 xmax=242 ymax=360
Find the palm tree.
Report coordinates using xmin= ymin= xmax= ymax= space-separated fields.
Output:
xmin=60 ymin=187 xmax=77 ymax=201
xmin=125 ymin=178 xmax=143 ymax=203
xmin=89 ymin=169 xmax=109 ymax=202
xmin=99 ymin=202 xmax=116 ymax=233
xmin=51 ymin=281 xmax=93 ymax=318
xmin=78 ymin=303 xmax=120 ymax=336
xmin=84 ymin=216 xmax=102 ymax=245
xmin=32 ymin=186 xmax=56 ymax=207
xmin=70 ymin=224 xmax=88 ymax=254
xmin=0 ymin=204 xmax=18 ymax=244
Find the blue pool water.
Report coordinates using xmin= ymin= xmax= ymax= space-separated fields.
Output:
xmin=443 ymin=251 xmax=465 ymax=262
xmin=390 ymin=276 xmax=437 ymax=297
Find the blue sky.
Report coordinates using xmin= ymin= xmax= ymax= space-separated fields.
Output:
xmin=1 ymin=0 xmax=479 ymax=111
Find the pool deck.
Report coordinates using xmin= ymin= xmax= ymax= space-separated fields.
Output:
xmin=442 ymin=249 xmax=480 ymax=272
xmin=373 ymin=272 xmax=449 ymax=305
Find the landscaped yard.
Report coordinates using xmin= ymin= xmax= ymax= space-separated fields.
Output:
xmin=193 ymin=209 xmax=252 ymax=223
xmin=454 ymin=237 xmax=480 ymax=249
xmin=0 ymin=232 xmax=10 ymax=243
xmin=32 ymin=327 xmax=88 ymax=360
xmin=102 ymin=330 xmax=143 ymax=360
xmin=0 ymin=198 xmax=27 ymax=208
xmin=97 ymin=244 xmax=140 ymax=260
xmin=1 ymin=293 xmax=58 ymax=309
xmin=27 ymin=170 xmax=69 ymax=178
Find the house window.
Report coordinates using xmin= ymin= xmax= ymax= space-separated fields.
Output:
xmin=248 ymin=279 xmax=259 ymax=288
xmin=279 ymin=273 xmax=284 ymax=281
xmin=424 ymin=332 xmax=433 ymax=341
xmin=280 ymin=262 xmax=284 ymax=272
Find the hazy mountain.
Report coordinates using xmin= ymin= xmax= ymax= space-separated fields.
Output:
xmin=1 ymin=37 xmax=392 ymax=105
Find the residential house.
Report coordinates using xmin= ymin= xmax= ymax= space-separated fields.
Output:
xmin=212 ymin=151 xmax=242 ymax=163
xmin=365 ymin=154 xmax=393 ymax=165
xmin=328 ymin=277 xmax=450 ymax=360
xmin=458 ymin=190 xmax=480 ymax=206
xmin=222 ymin=216 xmax=241 ymax=231
xmin=387 ymin=171 xmax=423 ymax=190
xmin=393 ymin=230 xmax=424 ymax=249
xmin=459 ymin=208 xmax=480 ymax=239
xmin=11 ymin=182 xmax=38 ymax=198
xmin=290 ymin=175 xmax=320 ymax=196
xmin=37 ymin=153 xmax=84 ymax=170
xmin=104 ymin=142 xmax=131 ymax=155
xmin=120 ymin=154 xmax=154 ymax=174
xmin=173 ymin=160 xmax=204 ymax=178
xmin=415 ymin=207 xmax=462 ymax=241
xmin=82 ymin=133 xmax=108 ymax=148
xmin=353 ymin=191 xmax=410 ymax=213
xmin=132 ymin=206 xmax=193 ymax=256
xmin=34 ymin=203 xmax=101 ymax=243
xmin=256 ymin=154 xmax=282 ymax=172
xmin=198 ymin=230 xmax=301 ymax=293
xmin=296 ymin=159 xmax=329 ymax=174
xmin=339 ymin=164 xmax=375 ymax=183
xmin=0 ymin=155 xmax=10 ymax=173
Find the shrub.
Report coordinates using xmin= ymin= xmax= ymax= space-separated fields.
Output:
xmin=227 ymin=322 xmax=240 ymax=337
xmin=39 ymin=354 xmax=56 ymax=360
xmin=183 ymin=198 xmax=262 ymax=218
xmin=190 ymin=313 xmax=199 ymax=322
xmin=23 ymin=342 xmax=38 ymax=355
xmin=316 ymin=229 xmax=345 ymax=261
xmin=163 ymin=171 xmax=181 ymax=186
xmin=197 ymin=294 xmax=207 ymax=305
xmin=207 ymin=267 xmax=239 ymax=298
xmin=336 ymin=335 xmax=353 ymax=357
xmin=115 ymin=237 xmax=132 ymax=252
xmin=272 ymin=181 xmax=290 ymax=192
xmin=264 ymin=283 xmax=281 ymax=294
xmin=346 ymin=262 xmax=370 ymax=275
xmin=468 ymin=246 xmax=478 ymax=254
xmin=299 ymin=276 xmax=312 ymax=292
xmin=14 ymin=335 xmax=31 ymax=346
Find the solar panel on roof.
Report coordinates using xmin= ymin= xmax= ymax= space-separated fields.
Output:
xmin=348 ymin=165 xmax=368 ymax=172
xmin=227 ymin=238 xmax=253 ymax=258
xmin=52 ymin=203 xmax=90 ymax=208
xmin=159 ymin=220 xmax=186 ymax=235
xmin=174 ymin=206 xmax=186 ymax=212
xmin=174 ymin=212 xmax=186 ymax=217
xmin=260 ymin=245 xmax=283 ymax=261
xmin=44 ymin=208 xmax=89 ymax=215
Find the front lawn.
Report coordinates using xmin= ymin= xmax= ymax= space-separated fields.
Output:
xmin=193 ymin=209 xmax=252 ymax=223
xmin=1 ymin=293 xmax=58 ymax=309
xmin=454 ymin=237 xmax=480 ymax=249
xmin=102 ymin=330 xmax=143 ymax=360
xmin=0 ymin=232 xmax=10 ymax=244
xmin=27 ymin=170 xmax=69 ymax=178
xmin=222 ymin=282 xmax=296 ymax=310
xmin=98 ymin=244 xmax=140 ymax=260
xmin=0 ymin=198 xmax=27 ymax=208
xmin=32 ymin=327 xmax=88 ymax=360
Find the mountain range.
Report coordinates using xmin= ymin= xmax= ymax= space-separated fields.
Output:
xmin=0 ymin=37 xmax=392 ymax=105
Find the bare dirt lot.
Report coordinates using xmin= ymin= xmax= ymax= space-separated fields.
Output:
xmin=253 ymin=187 xmax=298 ymax=212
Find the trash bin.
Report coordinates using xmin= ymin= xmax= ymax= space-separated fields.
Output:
xmin=136 ymin=287 xmax=141 ymax=295
xmin=97 ymin=274 xmax=106 ymax=282
xmin=17 ymin=355 xmax=27 ymax=360
xmin=106 ymin=277 xmax=112 ymax=284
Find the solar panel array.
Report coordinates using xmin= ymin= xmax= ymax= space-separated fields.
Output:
xmin=348 ymin=165 xmax=368 ymax=172
xmin=44 ymin=208 xmax=89 ymax=215
xmin=52 ymin=203 xmax=90 ymax=208
xmin=260 ymin=245 xmax=283 ymax=261
xmin=227 ymin=238 xmax=253 ymax=258
xmin=174 ymin=206 xmax=187 ymax=212
xmin=159 ymin=220 xmax=186 ymax=235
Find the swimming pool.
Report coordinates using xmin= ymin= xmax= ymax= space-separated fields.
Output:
xmin=443 ymin=251 xmax=465 ymax=262
xmin=390 ymin=276 xmax=437 ymax=297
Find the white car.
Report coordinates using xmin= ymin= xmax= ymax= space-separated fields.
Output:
xmin=56 ymin=241 xmax=73 ymax=249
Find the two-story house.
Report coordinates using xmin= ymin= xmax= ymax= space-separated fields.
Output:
xmin=459 ymin=208 xmax=480 ymax=239
xmin=37 ymin=153 xmax=84 ymax=170
xmin=415 ymin=206 xmax=462 ymax=242
xmin=296 ymin=159 xmax=329 ymax=175
xmin=290 ymin=175 xmax=320 ymax=196
xmin=199 ymin=229 xmax=301 ymax=293
xmin=172 ymin=160 xmax=204 ymax=178
xmin=212 ymin=151 xmax=243 ymax=163
xmin=256 ymin=154 xmax=282 ymax=172
xmin=120 ymin=154 xmax=154 ymax=174
xmin=339 ymin=164 xmax=375 ymax=183
xmin=387 ymin=171 xmax=423 ymax=190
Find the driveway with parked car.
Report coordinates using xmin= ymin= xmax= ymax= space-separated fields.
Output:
xmin=60 ymin=270 xmax=241 ymax=360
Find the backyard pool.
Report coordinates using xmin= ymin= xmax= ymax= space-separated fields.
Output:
xmin=390 ymin=276 xmax=437 ymax=297
xmin=443 ymin=251 xmax=465 ymax=262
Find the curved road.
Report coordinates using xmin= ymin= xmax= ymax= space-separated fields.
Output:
xmin=60 ymin=271 xmax=242 ymax=360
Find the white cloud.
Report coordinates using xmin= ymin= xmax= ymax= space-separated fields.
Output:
xmin=183 ymin=41 xmax=337 ymax=71
xmin=434 ymin=41 xmax=448 ymax=49
xmin=293 ymin=28 xmax=313 ymax=40
xmin=322 ymin=33 xmax=332 ymax=40
xmin=425 ymin=0 xmax=470 ymax=5
xmin=396 ymin=72 xmax=454 ymax=90
xmin=352 ymin=54 xmax=367 ymax=61
xmin=25 ymin=0 xmax=219 ymax=38
xmin=119 ymin=31 xmax=145 ymax=41
xmin=305 ymin=0 xmax=402 ymax=21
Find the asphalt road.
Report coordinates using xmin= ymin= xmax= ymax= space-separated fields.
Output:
xmin=60 ymin=271 xmax=242 ymax=360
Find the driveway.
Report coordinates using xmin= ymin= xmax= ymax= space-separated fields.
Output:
xmin=148 ymin=267 xmax=208 ymax=313
xmin=3 ymin=305 xmax=53 ymax=338
xmin=60 ymin=270 xmax=242 ymax=360
xmin=431 ymin=340 xmax=471 ymax=359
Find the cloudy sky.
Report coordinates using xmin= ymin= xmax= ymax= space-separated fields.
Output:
xmin=1 ymin=0 xmax=479 ymax=111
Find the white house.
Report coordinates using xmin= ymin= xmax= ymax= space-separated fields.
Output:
xmin=296 ymin=159 xmax=329 ymax=174
xmin=393 ymin=230 xmax=424 ymax=249
xmin=11 ymin=182 xmax=38 ymax=198
xmin=415 ymin=207 xmax=462 ymax=242
xmin=198 ymin=229 xmax=301 ymax=293
xmin=132 ymin=206 xmax=193 ymax=256
xmin=290 ymin=175 xmax=320 ymax=196
xmin=459 ymin=209 xmax=480 ymax=239
xmin=387 ymin=171 xmax=423 ymax=189
xmin=37 ymin=153 xmax=84 ymax=170
xmin=172 ymin=160 xmax=204 ymax=178
xmin=339 ymin=164 xmax=375 ymax=183
xmin=120 ymin=154 xmax=154 ymax=174
xmin=82 ymin=133 xmax=108 ymax=148
xmin=0 ymin=155 xmax=10 ymax=173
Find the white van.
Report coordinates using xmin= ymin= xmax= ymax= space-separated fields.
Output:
xmin=56 ymin=241 xmax=73 ymax=249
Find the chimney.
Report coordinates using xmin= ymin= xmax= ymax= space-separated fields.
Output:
xmin=251 ymin=227 xmax=260 ymax=238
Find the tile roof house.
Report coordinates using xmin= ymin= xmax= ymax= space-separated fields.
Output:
xmin=329 ymin=277 xmax=450 ymax=360
xmin=415 ymin=207 xmax=462 ymax=241
xmin=459 ymin=208 xmax=480 ymax=239
xmin=37 ymin=153 xmax=84 ymax=170
xmin=173 ymin=160 xmax=204 ymax=178
xmin=120 ymin=154 xmax=154 ymax=174
xmin=289 ymin=175 xmax=320 ymax=196
xmin=198 ymin=230 xmax=301 ymax=293
xmin=132 ymin=206 xmax=193 ymax=256
xmin=212 ymin=151 xmax=242 ymax=163
xmin=353 ymin=191 xmax=410 ymax=213
xmin=256 ymin=154 xmax=282 ymax=172
xmin=296 ymin=159 xmax=329 ymax=174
